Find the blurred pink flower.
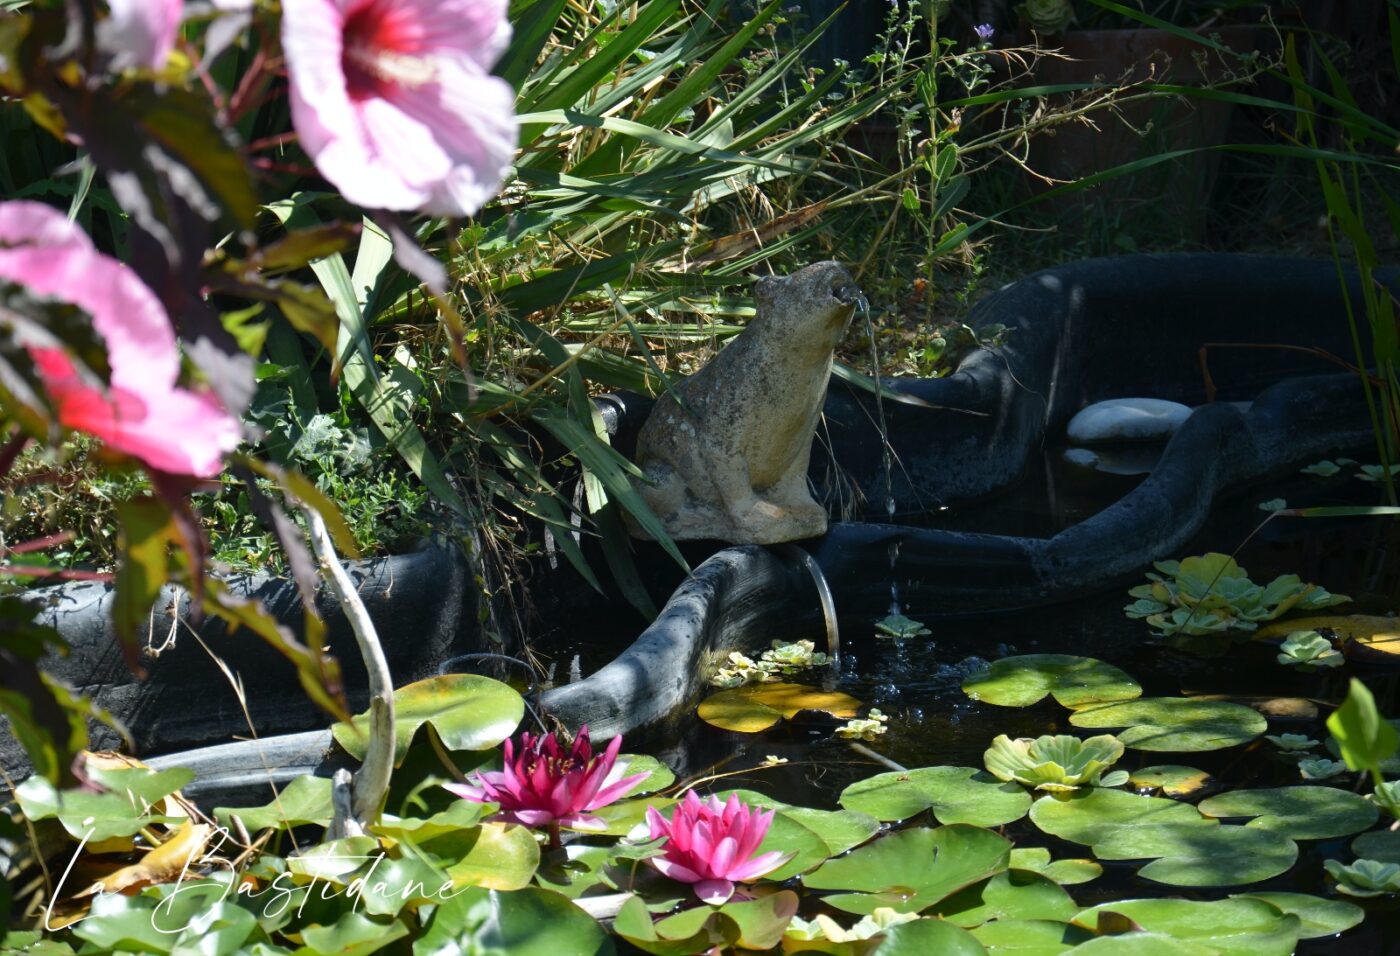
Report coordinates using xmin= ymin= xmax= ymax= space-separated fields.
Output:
xmin=645 ymin=792 xmax=793 ymax=904
xmin=281 ymin=0 xmax=518 ymax=217
xmin=100 ymin=0 xmax=183 ymax=70
xmin=445 ymin=726 xmax=649 ymax=831
xmin=0 ymin=201 xmax=241 ymax=478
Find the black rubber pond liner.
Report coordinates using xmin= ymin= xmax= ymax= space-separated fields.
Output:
xmin=2 ymin=544 xmax=482 ymax=783
xmin=145 ymin=545 xmax=827 ymax=805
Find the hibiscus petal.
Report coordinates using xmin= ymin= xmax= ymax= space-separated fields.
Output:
xmin=99 ymin=0 xmax=182 ymax=70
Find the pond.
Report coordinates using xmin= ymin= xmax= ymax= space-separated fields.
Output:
xmin=528 ymin=448 xmax=1400 ymax=951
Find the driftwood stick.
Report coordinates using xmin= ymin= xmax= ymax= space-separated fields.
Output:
xmin=304 ymin=506 xmax=395 ymax=829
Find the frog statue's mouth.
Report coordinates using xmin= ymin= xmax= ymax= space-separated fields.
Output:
xmin=831 ymin=279 xmax=863 ymax=306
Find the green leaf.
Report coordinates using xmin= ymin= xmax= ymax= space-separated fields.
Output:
xmin=961 ymin=655 xmax=1141 ymax=708
xmin=1071 ymin=896 xmax=1301 ymax=955
xmin=1029 ymin=789 xmax=1212 ymax=847
xmin=930 ymin=870 xmax=1077 ymax=927
xmin=970 ymin=918 xmax=1094 ymax=954
xmin=721 ymin=892 xmax=801 ymax=951
xmin=803 ymin=825 xmax=1010 ymax=915
xmin=1008 ymin=848 xmax=1102 ymax=886
xmin=869 ymin=918 xmax=988 ymax=955
xmin=429 ymin=822 xmax=541 ymax=891
xmin=331 ymin=674 xmax=524 ymax=765
xmin=1327 ymin=678 xmax=1399 ymax=773
xmin=301 ymin=912 xmax=408 ymax=956
xmin=113 ymin=498 xmax=178 ymax=660
xmin=1232 ymin=892 xmax=1364 ymax=940
xmin=215 ymin=775 xmax=333 ymax=832
xmin=1352 ymin=827 xmax=1400 ymax=862
xmin=1197 ymin=786 xmax=1378 ymax=840
xmin=15 ymin=765 xmax=193 ymax=841
xmin=613 ymin=894 xmax=737 ymax=956
xmin=1068 ymin=697 xmax=1266 ymax=751
xmin=839 ymin=766 xmax=1032 ymax=827
xmin=1092 ymin=823 xmax=1298 ymax=887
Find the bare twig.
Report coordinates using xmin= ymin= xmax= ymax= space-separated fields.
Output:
xmin=303 ymin=506 xmax=395 ymax=830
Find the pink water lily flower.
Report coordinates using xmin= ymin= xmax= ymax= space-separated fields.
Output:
xmin=281 ymin=0 xmax=519 ymax=217
xmin=99 ymin=0 xmax=183 ymax=70
xmin=0 ymin=201 xmax=241 ymax=478
xmin=445 ymin=726 xmax=649 ymax=832
xmin=645 ymin=792 xmax=794 ymax=905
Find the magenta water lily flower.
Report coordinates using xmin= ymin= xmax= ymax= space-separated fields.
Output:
xmin=0 ymin=201 xmax=241 ymax=478
xmin=645 ymin=792 xmax=794 ymax=905
xmin=445 ymin=726 xmax=648 ymax=832
xmin=281 ymin=0 xmax=519 ymax=217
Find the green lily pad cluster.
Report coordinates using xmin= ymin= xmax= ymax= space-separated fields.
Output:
xmin=1124 ymin=553 xmax=1349 ymax=637
xmin=983 ymin=734 xmax=1129 ymax=792
xmin=709 ymin=639 xmax=831 ymax=688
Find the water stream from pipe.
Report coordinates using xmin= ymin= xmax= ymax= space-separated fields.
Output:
xmin=856 ymin=294 xmax=903 ymax=615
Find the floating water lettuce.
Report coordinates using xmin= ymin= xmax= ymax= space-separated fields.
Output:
xmin=1276 ymin=631 xmax=1343 ymax=668
xmin=783 ymin=907 xmax=918 ymax=947
xmin=1300 ymin=460 xmax=1342 ymax=477
xmin=1264 ymin=733 xmax=1319 ymax=752
xmin=1258 ymin=498 xmax=1288 ymax=512
xmin=709 ymin=640 xmax=831 ymax=688
xmin=1325 ymin=858 xmax=1400 ymax=897
xmin=1125 ymin=553 xmax=1349 ymax=637
xmin=1358 ymin=464 xmax=1400 ymax=483
xmin=983 ymin=734 xmax=1128 ymax=792
xmin=835 ymin=709 xmax=888 ymax=740
xmin=874 ymin=612 xmax=932 ymax=639
xmin=1298 ymin=758 xmax=1348 ymax=780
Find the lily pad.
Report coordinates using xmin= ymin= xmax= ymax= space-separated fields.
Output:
xmin=803 ymin=825 xmax=1011 ymax=915
xmin=869 ymin=918 xmax=987 ymax=955
xmin=1068 ymin=697 xmax=1266 ymax=751
xmin=1029 ymin=789 xmax=1212 ymax=847
xmin=931 ymin=870 xmax=1078 ymax=927
xmin=697 ymin=682 xmax=862 ymax=732
xmin=961 ymin=655 xmax=1141 ymax=709
xmin=1256 ymin=613 xmax=1400 ymax=643
xmin=1091 ymin=823 xmax=1298 ymax=886
xmin=839 ymin=767 xmax=1032 ymax=827
xmin=420 ymin=821 xmax=541 ymax=891
xmin=331 ymin=674 xmax=524 ymax=765
xmin=1071 ymin=898 xmax=1301 ymax=955
xmin=1352 ymin=828 xmax=1400 ymax=863
xmin=416 ymin=887 xmax=613 ymax=956
xmin=1197 ymin=786 xmax=1378 ymax=840
xmin=1009 ymin=848 xmax=1102 ymax=886
xmin=15 ymin=767 xmax=194 ymax=841
xmin=1126 ymin=766 xmax=1212 ymax=798
xmin=1232 ymin=892 xmax=1364 ymax=939
xmin=215 ymin=775 xmax=332 ymax=832
xmin=616 ymin=754 xmax=674 ymax=797
xmin=970 ymin=919 xmax=1095 ymax=954
xmin=1066 ymin=933 xmax=1219 ymax=955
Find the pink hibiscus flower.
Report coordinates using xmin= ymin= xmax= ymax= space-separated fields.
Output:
xmin=0 ymin=201 xmax=241 ymax=478
xmin=281 ymin=0 xmax=519 ymax=217
xmin=99 ymin=0 xmax=183 ymax=71
xmin=645 ymin=792 xmax=794 ymax=904
xmin=445 ymin=726 xmax=649 ymax=831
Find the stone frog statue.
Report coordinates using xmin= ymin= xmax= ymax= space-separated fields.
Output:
xmin=630 ymin=261 xmax=860 ymax=544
